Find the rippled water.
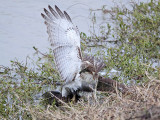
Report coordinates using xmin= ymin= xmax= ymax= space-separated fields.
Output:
xmin=0 ymin=0 xmax=148 ymax=66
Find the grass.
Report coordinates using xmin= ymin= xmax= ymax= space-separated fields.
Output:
xmin=1 ymin=69 xmax=159 ymax=119
xmin=25 ymin=77 xmax=160 ymax=120
xmin=0 ymin=0 xmax=160 ymax=119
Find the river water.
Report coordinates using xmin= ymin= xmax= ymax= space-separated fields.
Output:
xmin=0 ymin=0 xmax=149 ymax=66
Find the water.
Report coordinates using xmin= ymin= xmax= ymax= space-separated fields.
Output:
xmin=0 ymin=0 xmax=149 ymax=66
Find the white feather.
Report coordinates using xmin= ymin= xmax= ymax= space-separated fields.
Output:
xmin=42 ymin=6 xmax=82 ymax=83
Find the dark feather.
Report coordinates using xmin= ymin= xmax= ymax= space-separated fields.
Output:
xmin=96 ymin=62 xmax=106 ymax=73
xmin=48 ymin=5 xmax=59 ymax=19
xmin=55 ymin=5 xmax=65 ymax=18
xmin=83 ymin=54 xmax=94 ymax=65
xmin=64 ymin=11 xmax=72 ymax=23
xmin=44 ymin=8 xmax=53 ymax=20
xmin=77 ymin=47 xmax=82 ymax=60
xmin=83 ymin=54 xmax=105 ymax=73
xmin=41 ymin=13 xmax=52 ymax=23
xmin=44 ymin=21 xmax=49 ymax=26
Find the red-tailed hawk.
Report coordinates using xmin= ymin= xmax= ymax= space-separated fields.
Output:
xmin=41 ymin=5 xmax=105 ymax=98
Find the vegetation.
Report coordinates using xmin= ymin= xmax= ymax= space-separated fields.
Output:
xmin=81 ymin=0 xmax=160 ymax=83
xmin=0 ymin=0 xmax=160 ymax=119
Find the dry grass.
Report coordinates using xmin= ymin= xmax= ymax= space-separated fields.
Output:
xmin=26 ymin=74 xmax=160 ymax=120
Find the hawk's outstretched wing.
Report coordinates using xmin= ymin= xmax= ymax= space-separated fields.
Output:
xmin=41 ymin=5 xmax=82 ymax=83
xmin=83 ymin=54 xmax=106 ymax=73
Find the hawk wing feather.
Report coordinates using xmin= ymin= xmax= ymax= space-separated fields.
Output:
xmin=83 ymin=54 xmax=106 ymax=73
xmin=41 ymin=5 xmax=82 ymax=83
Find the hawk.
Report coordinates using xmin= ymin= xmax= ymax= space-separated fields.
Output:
xmin=41 ymin=5 xmax=105 ymax=98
